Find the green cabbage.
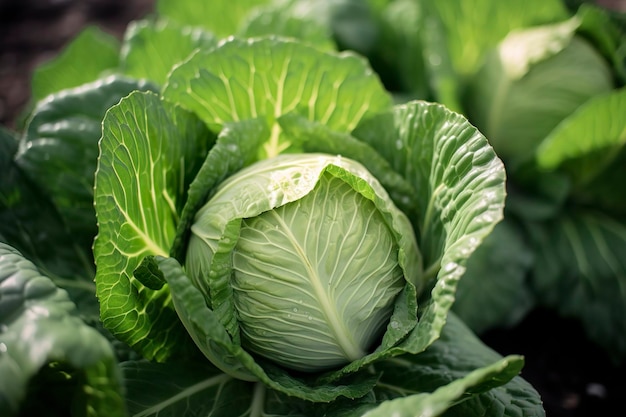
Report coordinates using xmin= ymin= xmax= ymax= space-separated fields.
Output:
xmin=186 ymin=153 xmax=419 ymax=371
xmin=466 ymin=21 xmax=614 ymax=164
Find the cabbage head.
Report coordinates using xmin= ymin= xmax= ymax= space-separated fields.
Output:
xmin=465 ymin=18 xmax=614 ymax=164
xmin=185 ymin=153 xmax=420 ymax=372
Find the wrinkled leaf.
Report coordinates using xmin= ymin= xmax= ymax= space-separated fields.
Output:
xmin=453 ymin=219 xmax=535 ymax=334
xmin=94 ymin=91 xmax=211 ymax=361
xmin=163 ymin=36 xmax=392 ymax=158
xmin=16 ymin=76 xmax=157 ymax=254
xmin=353 ymin=101 xmax=506 ymax=356
xmin=0 ymin=243 xmax=125 ymax=417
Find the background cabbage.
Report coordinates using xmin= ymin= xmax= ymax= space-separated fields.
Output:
xmin=465 ymin=21 xmax=614 ymax=164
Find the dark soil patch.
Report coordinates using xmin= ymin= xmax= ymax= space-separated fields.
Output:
xmin=0 ymin=0 xmax=155 ymax=129
xmin=482 ymin=308 xmax=626 ymax=416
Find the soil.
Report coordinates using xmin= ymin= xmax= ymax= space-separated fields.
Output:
xmin=0 ymin=0 xmax=155 ymax=129
xmin=1 ymin=1 xmax=624 ymax=416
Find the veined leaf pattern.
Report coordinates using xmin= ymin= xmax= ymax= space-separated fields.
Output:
xmin=94 ymin=91 xmax=211 ymax=361
xmin=163 ymin=37 xmax=392 ymax=157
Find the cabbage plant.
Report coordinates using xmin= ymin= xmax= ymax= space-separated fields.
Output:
xmin=0 ymin=31 xmax=545 ymax=416
xmin=86 ymin=36 xmax=543 ymax=415
xmin=464 ymin=10 xmax=615 ymax=166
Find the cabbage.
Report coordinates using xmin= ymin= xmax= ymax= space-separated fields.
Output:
xmin=186 ymin=154 xmax=419 ymax=371
xmin=465 ymin=19 xmax=614 ymax=164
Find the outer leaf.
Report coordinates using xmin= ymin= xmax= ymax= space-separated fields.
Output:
xmin=31 ymin=26 xmax=120 ymax=101
xmin=370 ymin=314 xmax=541 ymax=417
xmin=536 ymin=88 xmax=626 ymax=174
xmin=16 ymin=76 xmax=157 ymax=254
xmin=156 ymin=0 xmax=269 ymax=37
xmin=353 ymin=101 xmax=506 ymax=356
xmin=528 ymin=211 xmax=626 ymax=361
xmin=0 ymin=243 xmax=125 ymax=417
xmin=163 ymin=36 xmax=392 ymax=158
xmin=535 ymin=87 xmax=626 ymax=215
xmin=464 ymin=18 xmax=614 ymax=164
xmin=160 ymin=255 xmax=378 ymax=402
xmin=94 ymin=91 xmax=211 ymax=361
xmin=316 ymin=313 xmax=540 ymax=416
xmin=0 ymin=128 xmax=97 ymax=319
xmin=120 ymin=19 xmax=217 ymax=85
xmin=122 ymin=360 xmax=253 ymax=417
xmin=428 ymin=0 xmax=568 ymax=77
xmin=363 ymin=357 xmax=522 ymax=417
xmin=453 ymin=219 xmax=535 ymax=334
xmin=118 ymin=313 xmax=541 ymax=417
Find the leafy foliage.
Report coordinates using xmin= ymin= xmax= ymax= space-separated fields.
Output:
xmin=6 ymin=0 xmax=626 ymax=415
xmin=0 ymin=243 xmax=125 ymax=417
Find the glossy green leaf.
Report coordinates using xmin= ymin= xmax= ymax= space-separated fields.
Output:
xmin=122 ymin=360 xmax=253 ymax=417
xmin=453 ymin=220 xmax=535 ymax=334
xmin=31 ymin=26 xmax=120 ymax=102
xmin=0 ymin=128 xmax=98 ymax=320
xmin=94 ymin=91 xmax=211 ymax=361
xmin=529 ymin=211 xmax=626 ymax=361
xmin=465 ymin=20 xmax=614 ymax=164
xmin=0 ymin=243 xmax=125 ymax=417
xmin=367 ymin=313 xmax=541 ymax=417
xmin=536 ymin=88 xmax=626 ymax=175
xmin=170 ymin=118 xmax=269 ymax=261
xmin=156 ymin=0 xmax=269 ymax=36
xmin=365 ymin=358 xmax=522 ymax=417
xmin=353 ymin=101 xmax=507 ymax=355
xmin=16 ymin=76 xmax=157 ymax=254
xmin=120 ymin=19 xmax=217 ymax=85
xmin=428 ymin=0 xmax=568 ymax=77
xmin=239 ymin=0 xmax=336 ymax=51
xmin=163 ymin=36 xmax=392 ymax=158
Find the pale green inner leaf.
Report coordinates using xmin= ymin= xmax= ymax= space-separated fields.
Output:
xmin=233 ymin=172 xmax=404 ymax=371
xmin=163 ymin=37 xmax=392 ymax=158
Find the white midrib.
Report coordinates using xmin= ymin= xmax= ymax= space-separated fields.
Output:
xmin=268 ymin=210 xmax=365 ymax=361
